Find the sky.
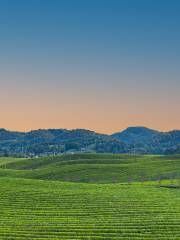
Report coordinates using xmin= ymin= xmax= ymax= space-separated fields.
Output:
xmin=0 ymin=0 xmax=180 ymax=133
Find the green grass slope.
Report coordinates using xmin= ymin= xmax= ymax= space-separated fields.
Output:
xmin=0 ymin=177 xmax=179 ymax=239
xmin=0 ymin=154 xmax=180 ymax=183
xmin=0 ymin=154 xmax=179 ymax=239
xmin=0 ymin=157 xmax=26 ymax=166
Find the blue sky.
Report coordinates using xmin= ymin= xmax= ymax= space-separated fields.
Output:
xmin=0 ymin=0 xmax=180 ymax=132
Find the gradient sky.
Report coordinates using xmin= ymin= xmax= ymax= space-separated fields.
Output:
xmin=0 ymin=0 xmax=180 ymax=133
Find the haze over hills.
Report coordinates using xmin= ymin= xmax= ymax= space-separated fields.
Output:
xmin=0 ymin=126 xmax=179 ymax=156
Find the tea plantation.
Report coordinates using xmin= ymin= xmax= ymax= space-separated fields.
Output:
xmin=0 ymin=154 xmax=179 ymax=239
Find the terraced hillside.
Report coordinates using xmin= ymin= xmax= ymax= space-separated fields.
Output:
xmin=0 ymin=154 xmax=179 ymax=239
xmin=1 ymin=154 xmax=180 ymax=183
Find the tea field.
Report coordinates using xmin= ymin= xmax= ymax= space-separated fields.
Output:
xmin=0 ymin=154 xmax=179 ymax=239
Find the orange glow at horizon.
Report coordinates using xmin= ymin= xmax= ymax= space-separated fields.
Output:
xmin=1 ymin=60 xmax=180 ymax=135
xmin=1 ymin=93 xmax=180 ymax=134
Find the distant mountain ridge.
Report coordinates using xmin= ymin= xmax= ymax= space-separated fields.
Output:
xmin=0 ymin=128 xmax=127 ymax=157
xmin=112 ymin=127 xmax=159 ymax=145
xmin=0 ymin=127 xmax=179 ymax=156
xmin=112 ymin=126 xmax=180 ymax=154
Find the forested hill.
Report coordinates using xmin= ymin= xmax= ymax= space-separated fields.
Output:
xmin=0 ymin=127 xmax=179 ymax=156
xmin=112 ymin=127 xmax=180 ymax=154
xmin=0 ymin=128 xmax=127 ymax=156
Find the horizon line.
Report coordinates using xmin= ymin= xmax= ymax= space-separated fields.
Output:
xmin=0 ymin=126 xmax=179 ymax=135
